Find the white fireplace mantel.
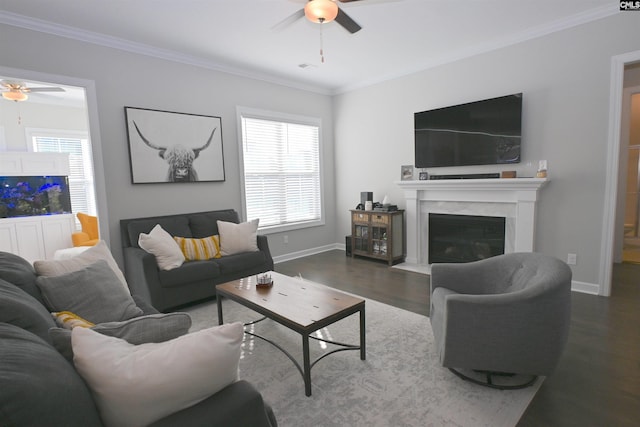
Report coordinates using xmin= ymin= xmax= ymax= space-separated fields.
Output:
xmin=396 ymin=178 xmax=548 ymax=270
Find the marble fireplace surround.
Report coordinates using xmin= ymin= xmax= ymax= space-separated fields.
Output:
xmin=395 ymin=178 xmax=548 ymax=273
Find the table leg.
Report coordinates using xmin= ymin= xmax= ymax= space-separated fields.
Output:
xmin=303 ymin=334 xmax=312 ymax=396
xmin=360 ymin=306 xmax=366 ymax=360
xmin=217 ymin=293 xmax=224 ymax=325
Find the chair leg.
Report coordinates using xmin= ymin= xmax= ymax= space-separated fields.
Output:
xmin=448 ymin=368 xmax=538 ymax=390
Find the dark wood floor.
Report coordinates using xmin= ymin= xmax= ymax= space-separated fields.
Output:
xmin=275 ymin=250 xmax=640 ymax=427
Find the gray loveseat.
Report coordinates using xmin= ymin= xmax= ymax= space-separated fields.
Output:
xmin=120 ymin=209 xmax=274 ymax=311
xmin=0 ymin=250 xmax=277 ymax=427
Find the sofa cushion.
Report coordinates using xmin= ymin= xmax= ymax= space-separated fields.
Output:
xmin=218 ymin=219 xmax=260 ymax=256
xmin=0 ymin=323 xmax=103 ymax=427
xmin=36 ymin=260 xmax=143 ymax=324
xmin=49 ymin=312 xmax=192 ymax=361
xmin=189 ymin=210 xmax=239 ymax=238
xmin=215 ymin=251 xmax=268 ymax=276
xmin=0 ymin=251 xmax=43 ymax=303
xmin=34 ymin=240 xmax=129 ymax=291
xmin=158 ymin=260 xmax=221 ymax=288
xmin=0 ymin=278 xmax=56 ymax=344
xmin=72 ymin=322 xmax=243 ymax=427
xmin=127 ymin=216 xmax=192 ymax=249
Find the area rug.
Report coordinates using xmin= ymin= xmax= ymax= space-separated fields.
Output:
xmin=185 ymin=290 xmax=542 ymax=427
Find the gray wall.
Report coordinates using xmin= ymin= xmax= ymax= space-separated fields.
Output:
xmin=333 ymin=12 xmax=640 ymax=293
xmin=2 ymin=12 xmax=640 ymax=295
xmin=0 ymin=23 xmax=337 ymax=265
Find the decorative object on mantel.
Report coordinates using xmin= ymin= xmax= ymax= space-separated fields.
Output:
xmin=536 ymin=160 xmax=548 ymax=178
xmin=401 ymin=165 xmax=414 ymax=181
xmin=419 ymin=171 xmax=429 ymax=180
xmin=124 ymin=107 xmax=225 ymax=184
xmin=501 ymin=170 xmax=517 ymax=178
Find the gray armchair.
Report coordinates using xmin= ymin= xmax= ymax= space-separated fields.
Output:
xmin=429 ymin=252 xmax=572 ymax=389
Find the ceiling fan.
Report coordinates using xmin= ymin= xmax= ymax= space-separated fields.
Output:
xmin=279 ymin=0 xmax=364 ymax=34
xmin=1 ymin=80 xmax=65 ymax=102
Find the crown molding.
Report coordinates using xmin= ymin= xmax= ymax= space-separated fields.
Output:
xmin=0 ymin=5 xmax=620 ymax=97
xmin=0 ymin=11 xmax=332 ymax=96
xmin=335 ymin=4 xmax=620 ymax=94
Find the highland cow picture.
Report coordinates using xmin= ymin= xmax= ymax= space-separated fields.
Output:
xmin=125 ymin=107 xmax=225 ymax=183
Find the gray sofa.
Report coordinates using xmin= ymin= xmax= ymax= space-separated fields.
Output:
xmin=430 ymin=252 xmax=572 ymax=389
xmin=120 ymin=209 xmax=274 ymax=311
xmin=0 ymin=250 xmax=277 ymax=427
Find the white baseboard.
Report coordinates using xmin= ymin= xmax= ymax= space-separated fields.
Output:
xmin=571 ymin=280 xmax=600 ymax=295
xmin=273 ymin=243 xmax=342 ymax=264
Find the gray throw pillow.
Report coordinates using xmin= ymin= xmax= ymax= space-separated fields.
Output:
xmin=36 ymin=260 xmax=143 ymax=324
xmin=49 ymin=312 xmax=192 ymax=361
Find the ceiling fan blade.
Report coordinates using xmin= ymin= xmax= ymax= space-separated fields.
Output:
xmin=25 ymin=87 xmax=65 ymax=93
xmin=271 ymin=8 xmax=305 ymax=31
xmin=335 ymin=8 xmax=362 ymax=34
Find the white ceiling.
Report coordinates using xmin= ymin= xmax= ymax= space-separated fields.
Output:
xmin=0 ymin=0 xmax=617 ymax=95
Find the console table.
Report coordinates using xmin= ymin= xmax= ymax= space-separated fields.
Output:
xmin=350 ymin=209 xmax=405 ymax=265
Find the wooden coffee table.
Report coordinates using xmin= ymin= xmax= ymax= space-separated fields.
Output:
xmin=216 ymin=271 xmax=366 ymax=396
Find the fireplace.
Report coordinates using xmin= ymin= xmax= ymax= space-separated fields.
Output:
xmin=428 ymin=213 xmax=505 ymax=263
xmin=396 ymin=178 xmax=547 ymax=272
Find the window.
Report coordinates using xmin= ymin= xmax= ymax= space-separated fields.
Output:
xmin=239 ymin=108 xmax=323 ymax=232
xmin=28 ymin=129 xmax=97 ymax=221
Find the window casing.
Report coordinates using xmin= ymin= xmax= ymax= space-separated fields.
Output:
xmin=27 ymin=129 xmax=97 ymax=224
xmin=238 ymin=108 xmax=324 ymax=233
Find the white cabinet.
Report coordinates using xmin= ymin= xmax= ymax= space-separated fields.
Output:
xmin=0 ymin=214 xmax=75 ymax=263
xmin=1 ymin=152 xmax=75 ymax=263
xmin=0 ymin=152 xmax=70 ymax=176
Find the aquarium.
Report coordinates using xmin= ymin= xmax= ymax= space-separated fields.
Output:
xmin=0 ymin=176 xmax=72 ymax=218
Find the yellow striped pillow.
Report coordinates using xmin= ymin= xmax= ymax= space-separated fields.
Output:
xmin=173 ymin=235 xmax=221 ymax=260
xmin=52 ymin=311 xmax=95 ymax=329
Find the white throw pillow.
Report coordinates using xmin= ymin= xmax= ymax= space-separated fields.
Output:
xmin=138 ymin=224 xmax=185 ymax=270
xmin=34 ymin=240 xmax=129 ymax=292
xmin=217 ymin=219 xmax=259 ymax=256
xmin=72 ymin=322 xmax=243 ymax=427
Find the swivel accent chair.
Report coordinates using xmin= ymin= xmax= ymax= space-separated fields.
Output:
xmin=429 ymin=252 xmax=572 ymax=389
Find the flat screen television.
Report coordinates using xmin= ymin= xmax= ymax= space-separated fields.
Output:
xmin=414 ymin=93 xmax=522 ymax=168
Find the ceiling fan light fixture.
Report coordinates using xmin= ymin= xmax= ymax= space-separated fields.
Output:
xmin=304 ymin=0 xmax=339 ymax=24
xmin=2 ymin=90 xmax=28 ymax=102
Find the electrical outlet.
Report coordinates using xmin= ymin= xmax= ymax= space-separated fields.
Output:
xmin=567 ymin=253 xmax=577 ymax=265
xmin=283 ymin=235 xmax=288 ymax=244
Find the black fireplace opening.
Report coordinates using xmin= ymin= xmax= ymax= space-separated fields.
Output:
xmin=429 ymin=213 xmax=506 ymax=264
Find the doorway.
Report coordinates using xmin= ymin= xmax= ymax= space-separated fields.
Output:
xmin=0 ymin=65 xmax=109 ymax=245
xmin=623 ymin=93 xmax=640 ymax=264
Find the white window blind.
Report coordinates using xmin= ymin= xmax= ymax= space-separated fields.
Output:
xmin=240 ymin=112 xmax=322 ymax=231
xmin=31 ymin=133 xmax=97 ymax=219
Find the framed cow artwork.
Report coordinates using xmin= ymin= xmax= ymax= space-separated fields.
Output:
xmin=125 ymin=107 xmax=225 ymax=183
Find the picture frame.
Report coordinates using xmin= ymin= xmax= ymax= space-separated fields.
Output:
xmin=125 ymin=107 xmax=225 ymax=184
xmin=401 ymin=165 xmax=414 ymax=181
xmin=419 ymin=172 xmax=429 ymax=180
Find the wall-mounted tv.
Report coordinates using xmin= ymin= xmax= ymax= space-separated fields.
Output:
xmin=414 ymin=93 xmax=522 ymax=168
